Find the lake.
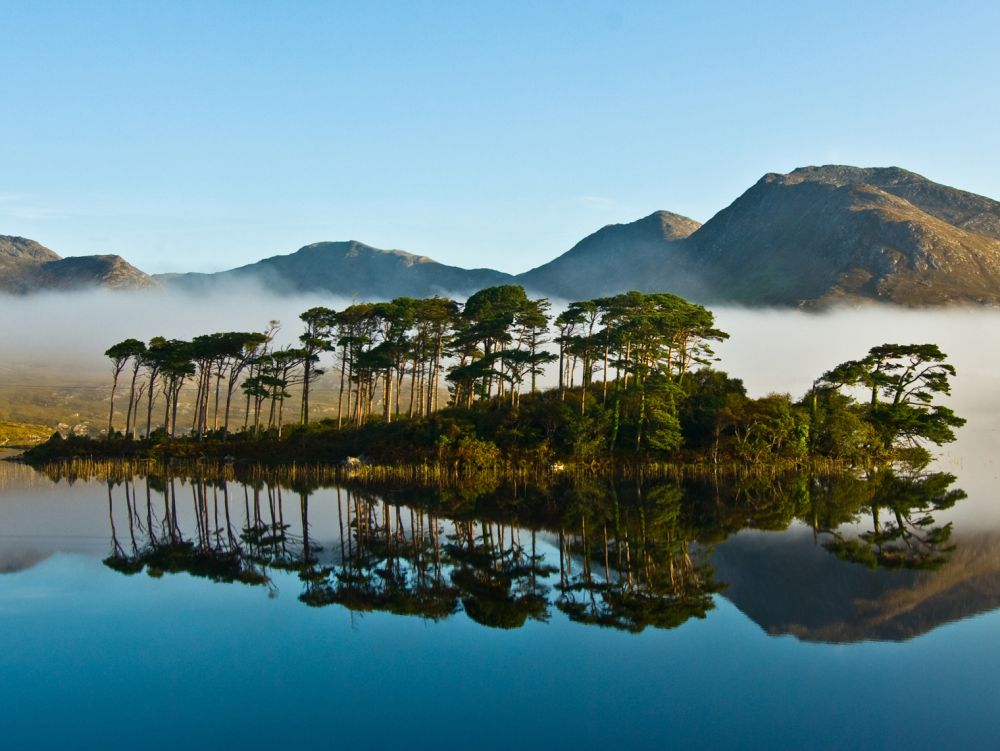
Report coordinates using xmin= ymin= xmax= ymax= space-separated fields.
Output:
xmin=1 ymin=454 xmax=998 ymax=750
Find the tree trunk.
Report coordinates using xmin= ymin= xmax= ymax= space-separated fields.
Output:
xmin=124 ymin=364 xmax=139 ymax=438
xmin=635 ymin=385 xmax=646 ymax=451
xmin=602 ymin=345 xmax=609 ymax=403
xmin=301 ymin=359 xmax=311 ymax=426
xmin=382 ymin=368 xmax=393 ymax=425
xmin=107 ymin=371 xmax=121 ymax=439
xmin=213 ymin=367 xmax=224 ymax=432
xmin=170 ymin=384 xmax=181 ymax=438
xmin=145 ymin=375 xmax=157 ymax=438
xmin=337 ymin=345 xmax=347 ymax=430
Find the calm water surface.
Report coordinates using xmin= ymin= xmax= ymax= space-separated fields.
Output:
xmin=1 ymin=453 xmax=999 ymax=750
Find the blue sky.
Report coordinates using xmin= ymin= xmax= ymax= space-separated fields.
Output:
xmin=2 ymin=0 xmax=998 ymax=274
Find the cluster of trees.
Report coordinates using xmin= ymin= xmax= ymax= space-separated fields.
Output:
xmin=102 ymin=287 xmax=728 ymax=442
xmin=105 ymin=330 xmax=274 ymax=439
xmin=99 ymin=287 xmax=964 ymax=467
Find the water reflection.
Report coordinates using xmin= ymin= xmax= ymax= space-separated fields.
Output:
xmin=815 ymin=471 xmax=965 ymax=570
xmin=51 ymin=462 xmax=985 ymax=640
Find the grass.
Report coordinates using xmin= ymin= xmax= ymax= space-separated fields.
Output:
xmin=0 ymin=420 xmax=53 ymax=448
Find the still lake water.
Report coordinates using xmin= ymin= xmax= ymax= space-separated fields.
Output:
xmin=1 ymin=454 xmax=999 ymax=751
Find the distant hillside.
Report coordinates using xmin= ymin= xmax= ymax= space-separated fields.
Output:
xmin=0 ymin=235 xmax=59 ymax=266
xmin=162 ymin=240 xmax=513 ymax=298
xmin=778 ymin=165 xmax=1000 ymax=241
xmin=516 ymin=210 xmax=703 ymax=299
xmin=0 ymin=236 xmax=60 ymax=293
xmin=0 ymin=235 xmax=154 ymax=294
xmin=0 ymin=420 xmax=52 ymax=449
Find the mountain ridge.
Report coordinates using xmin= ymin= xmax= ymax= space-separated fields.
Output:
xmin=162 ymin=240 xmax=513 ymax=298
xmin=5 ymin=164 xmax=1000 ymax=306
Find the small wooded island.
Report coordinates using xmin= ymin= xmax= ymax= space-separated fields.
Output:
xmin=24 ymin=287 xmax=965 ymax=471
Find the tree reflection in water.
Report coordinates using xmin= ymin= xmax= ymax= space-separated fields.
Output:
xmin=89 ymin=463 xmax=967 ymax=632
xmin=811 ymin=469 xmax=966 ymax=570
xmin=554 ymin=481 xmax=721 ymax=632
xmin=105 ymin=474 xmax=274 ymax=589
xmin=301 ymin=487 xmax=460 ymax=620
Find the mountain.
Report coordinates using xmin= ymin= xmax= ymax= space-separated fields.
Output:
xmin=512 ymin=166 xmax=1000 ymax=306
xmin=162 ymin=240 xmax=513 ymax=298
xmin=516 ymin=210 xmax=702 ymax=299
xmin=687 ymin=166 xmax=1000 ymax=306
xmin=30 ymin=255 xmax=156 ymax=291
xmin=0 ymin=235 xmax=154 ymax=294
xmin=6 ymin=165 xmax=1000 ymax=305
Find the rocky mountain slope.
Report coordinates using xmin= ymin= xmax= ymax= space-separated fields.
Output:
xmin=514 ymin=165 xmax=1000 ymax=305
xmin=687 ymin=166 xmax=1000 ymax=306
xmin=0 ymin=235 xmax=154 ymax=294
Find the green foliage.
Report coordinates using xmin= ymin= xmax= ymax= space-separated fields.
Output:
xmin=731 ymin=394 xmax=809 ymax=463
xmin=454 ymin=436 xmax=502 ymax=469
xmin=678 ymin=369 xmax=748 ymax=450
xmin=643 ymin=383 xmax=684 ymax=452
xmin=804 ymin=388 xmax=879 ymax=464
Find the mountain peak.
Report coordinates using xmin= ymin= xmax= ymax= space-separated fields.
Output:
xmin=34 ymin=254 xmax=156 ymax=291
xmin=167 ymin=239 xmax=512 ymax=298
xmin=516 ymin=210 xmax=702 ymax=298
xmin=0 ymin=240 xmax=154 ymax=294
xmin=287 ymin=241 xmax=437 ymax=267
xmin=692 ymin=165 xmax=1000 ymax=306
xmin=0 ymin=235 xmax=60 ymax=263
xmin=645 ymin=210 xmax=703 ymax=241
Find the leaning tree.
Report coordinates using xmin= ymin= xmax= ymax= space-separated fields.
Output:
xmin=819 ymin=343 xmax=966 ymax=456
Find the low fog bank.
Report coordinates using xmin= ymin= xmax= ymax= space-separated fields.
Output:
xmin=0 ymin=284 xmax=356 ymax=371
xmin=714 ymin=305 xmax=1000 ymax=406
xmin=2 ymin=289 xmax=997 ymax=401
xmin=1 ymin=290 xmax=997 ymax=418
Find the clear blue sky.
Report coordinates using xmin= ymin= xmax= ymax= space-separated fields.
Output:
xmin=2 ymin=0 xmax=998 ymax=274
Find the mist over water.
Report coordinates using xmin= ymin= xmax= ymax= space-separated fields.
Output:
xmin=0 ymin=285 xmax=354 ymax=371
xmin=1 ymin=288 xmax=997 ymax=423
xmin=3 ymin=289 xmax=997 ymax=394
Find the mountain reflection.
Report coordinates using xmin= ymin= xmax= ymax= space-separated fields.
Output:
xmin=76 ymin=463 xmax=987 ymax=640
